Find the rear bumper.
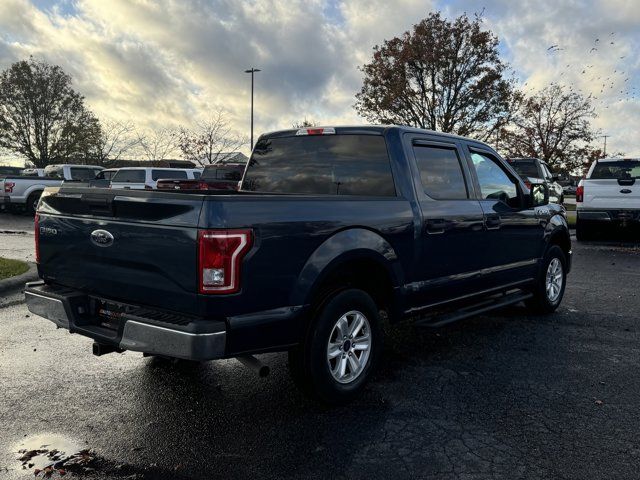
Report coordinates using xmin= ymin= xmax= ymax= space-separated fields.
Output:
xmin=25 ymin=281 xmax=226 ymax=361
xmin=577 ymin=209 xmax=640 ymax=223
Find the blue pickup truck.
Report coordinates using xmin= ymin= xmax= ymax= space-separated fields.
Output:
xmin=26 ymin=126 xmax=571 ymax=403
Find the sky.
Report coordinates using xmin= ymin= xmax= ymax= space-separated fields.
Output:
xmin=1 ymin=0 xmax=639 ymax=165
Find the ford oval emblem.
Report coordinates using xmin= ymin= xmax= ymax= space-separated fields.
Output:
xmin=90 ymin=229 xmax=114 ymax=247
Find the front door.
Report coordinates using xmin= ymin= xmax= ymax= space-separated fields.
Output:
xmin=465 ymin=148 xmax=543 ymax=288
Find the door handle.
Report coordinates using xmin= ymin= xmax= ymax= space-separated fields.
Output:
xmin=485 ymin=214 xmax=501 ymax=230
xmin=425 ymin=218 xmax=450 ymax=235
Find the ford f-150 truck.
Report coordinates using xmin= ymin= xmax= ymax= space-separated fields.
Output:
xmin=25 ymin=126 xmax=571 ymax=403
xmin=576 ymin=158 xmax=640 ymax=240
xmin=1 ymin=164 xmax=103 ymax=214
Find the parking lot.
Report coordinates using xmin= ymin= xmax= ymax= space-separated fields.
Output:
xmin=0 ymin=211 xmax=639 ymax=480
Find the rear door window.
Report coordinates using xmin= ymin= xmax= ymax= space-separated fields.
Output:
xmin=112 ymin=170 xmax=146 ymax=183
xmin=152 ymin=169 xmax=188 ymax=181
xmin=242 ymin=135 xmax=395 ymax=196
xmin=413 ymin=145 xmax=468 ymax=200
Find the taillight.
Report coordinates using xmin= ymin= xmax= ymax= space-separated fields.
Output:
xmin=34 ymin=213 xmax=40 ymax=264
xmin=295 ymin=127 xmax=336 ymax=136
xmin=576 ymin=185 xmax=584 ymax=202
xmin=198 ymin=229 xmax=252 ymax=294
xmin=197 ymin=181 xmax=210 ymax=190
xmin=4 ymin=182 xmax=15 ymax=193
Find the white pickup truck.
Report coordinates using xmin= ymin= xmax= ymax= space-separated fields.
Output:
xmin=0 ymin=164 xmax=103 ymax=214
xmin=576 ymin=158 xmax=640 ymax=240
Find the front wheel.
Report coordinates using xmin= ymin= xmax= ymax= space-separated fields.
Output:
xmin=525 ymin=245 xmax=567 ymax=314
xmin=288 ymin=289 xmax=382 ymax=404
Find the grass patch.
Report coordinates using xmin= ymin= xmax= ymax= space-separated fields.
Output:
xmin=0 ymin=257 xmax=29 ymax=280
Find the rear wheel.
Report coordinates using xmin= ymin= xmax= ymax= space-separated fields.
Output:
xmin=525 ymin=245 xmax=567 ymax=314
xmin=288 ymin=289 xmax=382 ymax=404
xmin=26 ymin=191 xmax=42 ymax=216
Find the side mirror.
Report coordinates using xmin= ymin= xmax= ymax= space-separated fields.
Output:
xmin=529 ymin=179 xmax=549 ymax=207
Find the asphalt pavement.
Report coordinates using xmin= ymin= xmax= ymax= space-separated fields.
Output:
xmin=1 ymin=216 xmax=639 ymax=479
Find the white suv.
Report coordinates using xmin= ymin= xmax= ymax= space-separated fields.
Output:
xmin=576 ymin=158 xmax=640 ymax=240
xmin=110 ymin=168 xmax=202 ymax=190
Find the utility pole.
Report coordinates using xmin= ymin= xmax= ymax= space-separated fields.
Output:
xmin=244 ymin=68 xmax=261 ymax=149
xmin=600 ymin=134 xmax=610 ymax=156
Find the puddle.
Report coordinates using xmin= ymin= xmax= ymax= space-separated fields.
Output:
xmin=15 ymin=433 xmax=91 ymax=477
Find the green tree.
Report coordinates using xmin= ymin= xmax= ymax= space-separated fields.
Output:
xmin=355 ymin=12 xmax=517 ymax=141
xmin=0 ymin=58 xmax=100 ymax=168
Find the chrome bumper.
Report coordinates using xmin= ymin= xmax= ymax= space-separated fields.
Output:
xmin=25 ymin=281 xmax=226 ymax=361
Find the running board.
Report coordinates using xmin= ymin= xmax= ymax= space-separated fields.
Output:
xmin=414 ymin=291 xmax=533 ymax=328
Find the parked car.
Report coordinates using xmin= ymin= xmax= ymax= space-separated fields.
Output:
xmin=576 ymin=158 xmax=640 ymax=240
xmin=85 ymin=168 xmax=119 ymax=188
xmin=562 ymin=184 xmax=577 ymax=196
xmin=156 ymin=163 xmax=245 ymax=191
xmin=508 ymin=158 xmax=564 ymax=204
xmin=0 ymin=166 xmax=24 ymax=176
xmin=26 ymin=126 xmax=571 ymax=403
xmin=0 ymin=164 xmax=103 ymax=214
xmin=109 ymin=167 xmax=202 ymax=190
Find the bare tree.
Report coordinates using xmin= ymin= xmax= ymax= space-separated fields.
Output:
xmin=176 ymin=110 xmax=247 ymax=166
xmin=500 ymin=84 xmax=598 ymax=174
xmin=136 ymin=128 xmax=178 ymax=163
xmin=354 ymin=12 xmax=518 ymax=142
xmin=0 ymin=58 xmax=101 ymax=167
xmin=292 ymin=118 xmax=318 ymax=128
xmin=94 ymin=120 xmax=142 ymax=166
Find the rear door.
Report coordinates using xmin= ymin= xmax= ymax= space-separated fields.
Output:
xmin=406 ymin=135 xmax=487 ymax=306
xmin=465 ymin=147 xmax=542 ymax=286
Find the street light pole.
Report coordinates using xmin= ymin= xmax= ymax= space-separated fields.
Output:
xmin=601 ymin=134 xmax=610 ymax=157
xmin=244 ymin=68 xmax=261 ymax=149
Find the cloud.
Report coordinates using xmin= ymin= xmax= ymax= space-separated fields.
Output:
xmin=0 ymin=0 xmax=639 ymax=160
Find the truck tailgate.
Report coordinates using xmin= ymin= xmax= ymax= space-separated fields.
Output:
xmin=583 ymin=179 xmax=640 ymax=209
xmin=37 ymin=188 xmax=204 ymax=315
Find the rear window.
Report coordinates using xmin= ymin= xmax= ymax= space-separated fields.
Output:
xmin=510 ymin=161 xmax=540 ymax=178
xmin=242 ymin=135 xmax=395 ymax=196
xmin=69 ymin=167 xmax=102 ymax=181
xmin=591 ymin=161 xmax=640 ymax=179
xmin=202 ymin=166 xmax=244 ymax=181
xmin=152 ymin=169 xmax=187 ymax=181
xmin=112 ymin=170 xmax=145 ymax=183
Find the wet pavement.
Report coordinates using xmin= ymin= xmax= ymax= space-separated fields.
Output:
xmin=1 ymin=239 xmax=640 ymax=479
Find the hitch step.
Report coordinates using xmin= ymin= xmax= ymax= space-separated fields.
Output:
xmin=92 ymin=342 xmax=124 ymax=356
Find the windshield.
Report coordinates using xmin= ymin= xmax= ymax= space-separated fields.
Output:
xmin=242 ymin=134 xmax=395 ymax=196
xmin=591 ymin=161 xmax=640 ymax=180
xmin=510 ymin=161 xmax=540 ymax=178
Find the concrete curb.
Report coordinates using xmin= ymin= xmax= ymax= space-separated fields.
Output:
xmin=0 ymin=262 xmax=38 ymax=296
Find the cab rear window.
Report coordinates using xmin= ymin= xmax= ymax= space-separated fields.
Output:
xmin=591 ymin=161 xmax=640 ymax=179
xmin=242 ymin=135 xmax=395 ymax=196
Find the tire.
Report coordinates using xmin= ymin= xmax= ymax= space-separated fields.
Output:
xmin=525 ymin=245 xmax=567 ymax=314
xmin=288 ymin=289 xmax=382 ymax=404
xmin=575 ymin=218 xmax=593 ymax=241
xmin=26 ymin=191 xmax=42 ymax=216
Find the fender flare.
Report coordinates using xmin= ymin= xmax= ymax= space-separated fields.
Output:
xmin=290 ymin=228 xmax=403 ymax=307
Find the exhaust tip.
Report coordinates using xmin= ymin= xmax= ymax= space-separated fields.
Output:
xmin=237 ymin=355 xmax=270 ymax=377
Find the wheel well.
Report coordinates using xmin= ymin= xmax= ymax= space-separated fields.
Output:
xmin=310 ymin=258 xmax=394 ymax=314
